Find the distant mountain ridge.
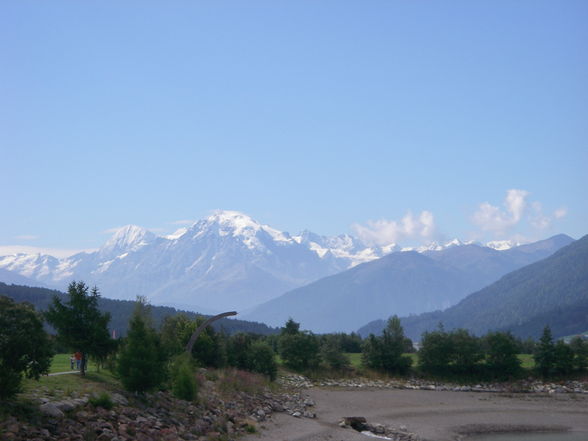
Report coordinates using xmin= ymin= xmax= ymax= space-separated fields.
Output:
xmin=244 ymin=234 xmax=574 ymax=333
xmin=0 ymin=282 xmax=277 ymax=337
xmin=358 ymin=234 xmax=588 ymax=340
xmin=0 ymin=210 xmax=574 ymax=316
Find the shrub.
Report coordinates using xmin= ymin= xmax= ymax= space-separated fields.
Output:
xmin=248 ymin=341 xmax=278 ymax=381
xmin=89 ymin=392 xmax=114 ymax=410
xmin=171 ymin=354 xmax=198 ymax=401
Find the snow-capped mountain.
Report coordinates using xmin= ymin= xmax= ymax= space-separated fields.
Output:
xmin=0 ymin=210 xmax=574 ymax=316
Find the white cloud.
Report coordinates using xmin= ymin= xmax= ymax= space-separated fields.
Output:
xmin=554 ymin=207 xmax=568 ymax=219
xmin=0 ymin=245 xmax=96 ymax=258
xmin=472 ymin=189 xmax=529 ymax=234
xmin=352 ymin=211 xmax=436 ymax=246
xmin=472 ymin=189 xmax=567 ymax=238
xmin=14 ymin=235 xmax=39 ymax=241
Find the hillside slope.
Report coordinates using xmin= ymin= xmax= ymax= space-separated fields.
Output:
xmin=359 ymin=234 xmax=588 ymax=340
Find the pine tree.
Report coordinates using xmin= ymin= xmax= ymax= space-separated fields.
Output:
xmin=45 ymin=281 xmax=114 ymax=376
xmin=117 ymin=299 xmax=167 ymax=392
xmin=534 ymin=326 xmax=556 ymax=377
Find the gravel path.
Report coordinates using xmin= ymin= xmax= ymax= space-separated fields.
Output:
xmin=244 ymin=388 xmax=588 ymax=441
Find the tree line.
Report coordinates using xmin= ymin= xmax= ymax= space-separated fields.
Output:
xmin=1 ymin=281 xmax=587 ymax=401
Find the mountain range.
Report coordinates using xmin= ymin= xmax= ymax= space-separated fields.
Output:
xmin=358 ymin=234 xmax=588 ymax=340
xmin=0 ymin=210 xmax=575 ymax=331
xmin=0 ymin=211 xmax=400 ymax=312
xmin=243 ymin=234 xmax=574 ymax=332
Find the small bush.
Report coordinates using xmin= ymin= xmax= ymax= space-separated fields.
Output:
xmin=171 ymin=354 xmax=198 ymax=401
xmin=245 ymin=424 xmax=256 ymax=433
xmin=89 ymin=392 xmax=114 ymax=410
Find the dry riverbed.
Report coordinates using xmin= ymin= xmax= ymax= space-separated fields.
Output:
xmin=245 ymin=388 xmax=588 ymax=441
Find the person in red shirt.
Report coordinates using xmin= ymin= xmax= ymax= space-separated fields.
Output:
xmin=74 ymin=351 xmax=82 ymax=370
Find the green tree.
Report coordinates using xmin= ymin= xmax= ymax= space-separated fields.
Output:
xmin=160 ymin=313 xmax=197 ymax=357
xmin=534 ymin=326 xmax=556 ymax=377
xmin=278 ymin=319 xmax=320 ymax=371
xmin=484 ymin=332 xmax=522 ymax=379
xmin=117 ymin=299 xmax=167 ymax=392
xmin=553 ymin=340 xmax=574 ymax=375
xmin=419 ymin=327 xmax=453 ymax=374
xmin=45 ymin=281 xmax=114 ymax=376
xmin=320 ymin=335 xmax=351 ymax=371
xmin=248 ymin=341 xmax=278 ymax=381
xmin=569 ymin=337 xmax=588 ymax=371
xmin=190 ymin=316 xmax=226 ymax=368
xmin=449 ymin=329 xmax=482 ymax=374
xmin=0 ymin=296 xmax=53 ymax=399
xmin=362 ymin=317 xmax=412 ymax=374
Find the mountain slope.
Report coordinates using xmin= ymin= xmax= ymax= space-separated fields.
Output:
xmin=0 ymin=282 xmax=277 ymax=337
xmin=245 ymin=235 xmax=574 ymax=333
xmin=358 ymin=234 xmax=588 ymax=340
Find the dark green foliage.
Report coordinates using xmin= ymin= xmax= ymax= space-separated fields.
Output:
xmin=247 ymin=341 xmax=278 ymax=381
xmin=449 ymin=329 xmax=483 ymax=374
xmin=117 ymin=300 xmax=167 ymax=392
xmin=0 ymin=296 xmax=53 ymax=399
xmin=224 ymin=333 xmax=277 ymax=380
xmin=226 ymin=333 xmax=253 ymax=370
xmin=418 ymin=328 xmax=453 ymax=374
xmin=171 ymin=353 xmax=198 ymax=401
xmin=89 ymin=392 xmax=114 ymax=410
xmin=278 ymin=319 xmax=320 ymax=371
xmin=534 ymin=326 xmax=556 ymax=377
xmin=320 ymin=335 xmax=351 ymax=371
xmin=281 ymin=318 xmax=300 ymax=335
xmin=484 ymin=332 xmax=522 ymax=379
xmin=569 ymin=337 xmax=588 ymax=371
xmin=160 ymin=314 xmax=197 ymax=358
xmin=553 ymin=340 xmax=574 ymax=375
xmin=1 ymin=282 xmax=278 ymax=337
xmin=45 ymin=281 xmax=114 ymax=376
xmin=190 ymin=317 xmax=226 ymax=368
xmin=362 ymin=317 xmax=412 ymax=374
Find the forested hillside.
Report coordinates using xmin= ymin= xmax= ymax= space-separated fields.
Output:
xmin=0 ymin=283 xmax=278 ymax=336
xmin=359 ymin=235 xmax=588 ymax=340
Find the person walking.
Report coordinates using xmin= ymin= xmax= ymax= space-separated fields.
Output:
xmin=74 ymin=351 xmax=82 ymax=370
xmin=70 ymin=354 xmax=75 ymax=370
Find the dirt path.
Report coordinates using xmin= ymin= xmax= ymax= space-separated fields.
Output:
xmin=245 ymin=389 xmax=588 ymax=441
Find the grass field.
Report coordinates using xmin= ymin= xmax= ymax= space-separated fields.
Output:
xmin=49 ymin=353 xmax=96 ymax=374
xmin=346 ymin=353 xmax=535 ymax=370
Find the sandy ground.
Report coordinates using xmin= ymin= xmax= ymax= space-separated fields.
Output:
xmin=244 ymin=388 xmax=588 ymax=441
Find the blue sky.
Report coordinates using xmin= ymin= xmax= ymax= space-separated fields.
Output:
xmin=1 ymin=1 xmax=587 ymax=255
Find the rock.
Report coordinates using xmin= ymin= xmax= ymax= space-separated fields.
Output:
xmin=344 ymin=416 xmax=369 ymax=431
xmin=55 ymin=400 xmax=76 ymax=412
xmin=111 ymin=393 xmax=128 ymax=406
xmin=292 ymin=411 xmax=302 ymax=418
xmin=40 ymin=403 xmax=65 ymax=418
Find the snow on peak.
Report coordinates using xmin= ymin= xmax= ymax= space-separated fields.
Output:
xmin=101 ymin=225 xmax=156 ymax=254
xmin=193 ymin=210 xmax=294 ymax=250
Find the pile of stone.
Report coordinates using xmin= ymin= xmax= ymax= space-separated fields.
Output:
xmin=1 ymin=378 xmax=316 ymax=441
xmin=279 ymin=373 xmax=588 ymax=394
xmin=339 ymin=416 xmax=420 ymax=441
